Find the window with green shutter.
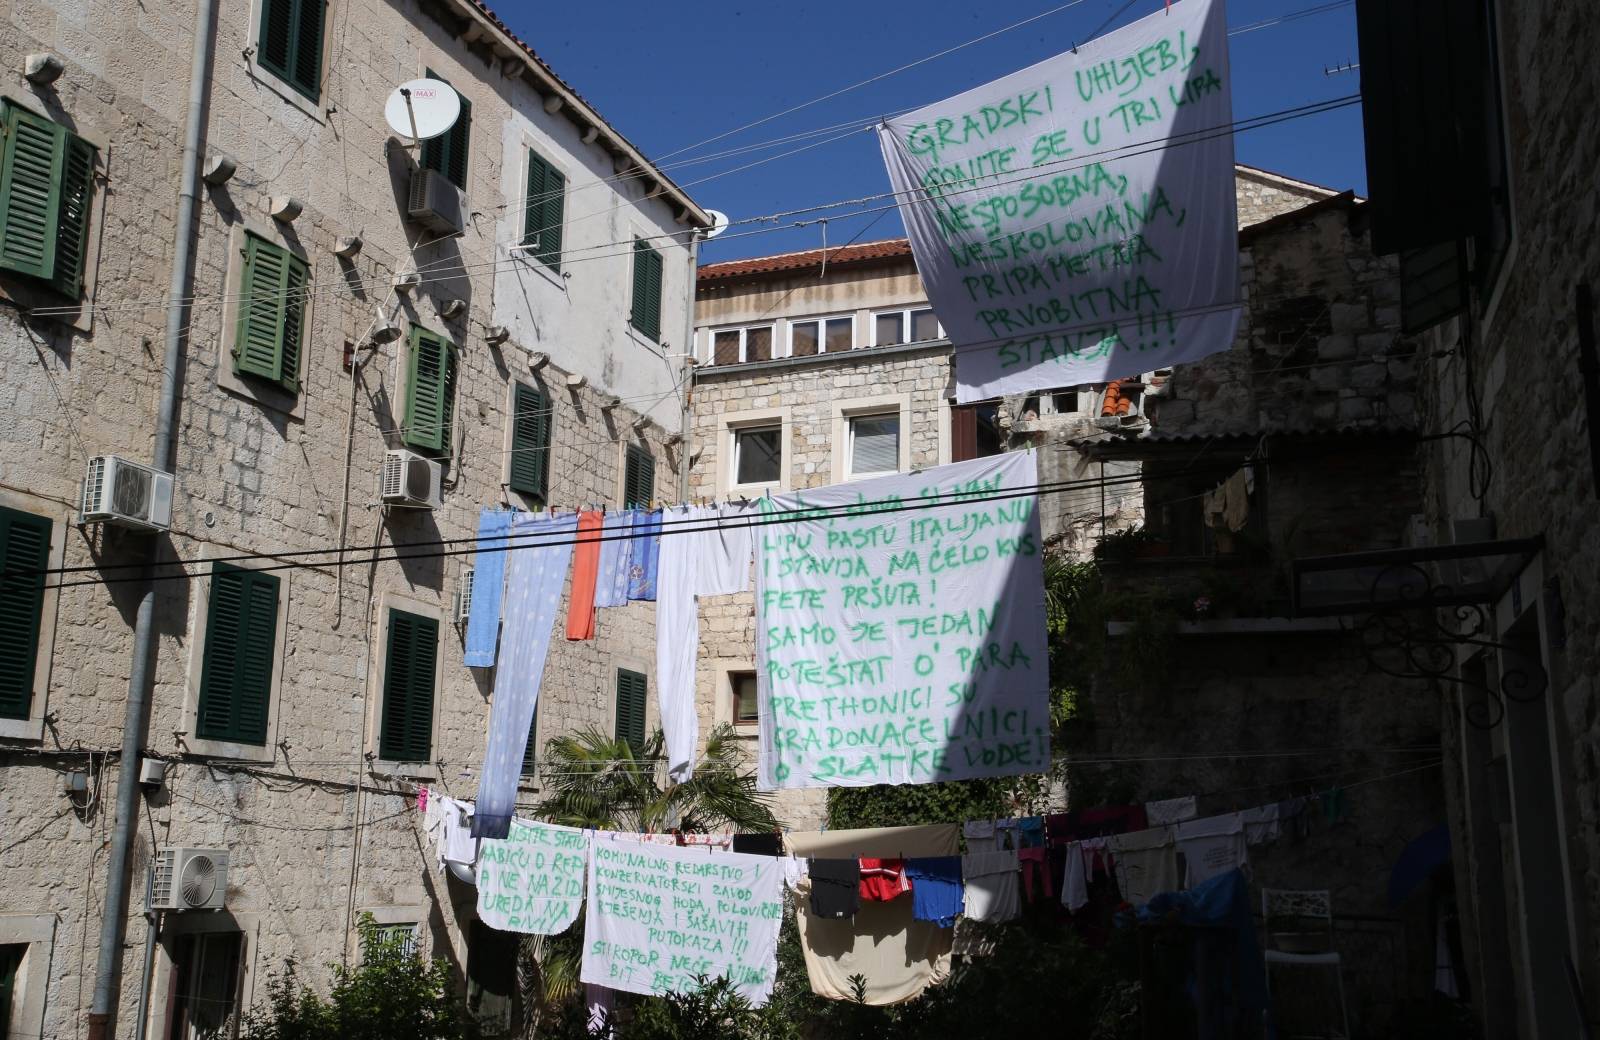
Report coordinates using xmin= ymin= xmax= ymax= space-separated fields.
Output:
xmin=0 ymin=506 xmax=50 ymax=722
xmin=623 ymin=444 xmax=654 ymax=508
xmin=508 ymin=382 xmax=551 ymax=499
xmin=520 ymin=710 xmax=539 ymax=777
xmin=630 ymin=239 xmax=663 ymax=341
xmin=0 ymin=100 xmax=97 ymax=298
xmin=522 ymin=150 xmax=565 ymax=272
xmin=614 ymin=668 xmax=647 ymax=751
xmin=233 ymin=233 xmax=309 ymax=392
xmin=404 ymin=326 xmax=458 ymax=455
xmin=257 ymin=0 xmax=327 ymax=101
xmin=420 ymin=70 xmax=470 ymax=189
xmin=379 ymin=608 xmax=438 ymax=763
xmin=196 ymin=564 xmax=280 ymax=745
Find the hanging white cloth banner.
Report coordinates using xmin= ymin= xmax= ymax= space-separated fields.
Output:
xmin=475 ymin=818 xmax=590 ymax=934
xmin=580 ymin=840 xmax=784 ymax=1005
xmin=755 ymin=452 xmax=1049 ymax=790
xmin=877 ymin=0 xmax=1240 ymax=402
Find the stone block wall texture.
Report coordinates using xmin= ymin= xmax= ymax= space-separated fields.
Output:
xmin=1412 ymin=0 xmax=1600 ymax=1025
xmin=0 ymin=0 xmax=697 ymax=1035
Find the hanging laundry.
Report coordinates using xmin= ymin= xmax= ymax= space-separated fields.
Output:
xmin=995 ymin=818 xmax=1023 ymax=850
xmin=427 ymin=795 xmax=476 ymax=872
xmin=678 ymin=832 xmax=734 ymax=851
xmin=1018 ymin=846 xmax=1054 ymax=902
xmin=1019 ymin=815 xmax=1046 ymax=848
xmin=1176 ymin=814 xmax=1249 ymax=888
xmin=781 ymin=855 xmax=809 ymax=892
xmin=626 ymin=509 xmax=662 ymax=601
xmin=586 ymin=984 xmax=615 ymax=1038
xmin=1321 ymin=786 xmax=1347 ymax=825
xmin=961 ymin=849 xmax=1020 ymax=923
xmin=472 ymin=513 xmax=578 ymax=839
xmin=1278 ymin=797 xmax=1312 ymax=843
xmin=657 ymin=502 xmax=758 ymax=780
xmin=731 ymin=832 xmax=783 ymax=857
xmin=905 ymin=857 xmax=963 ymax=928
xmin=859 ymin=858 xmax=911 ymax=901
xmin=1145 ymin=795 xmax=1199 ymax=826
xmin=963 ymin=819 xmax=998 ymax=854
xmin=1109 ymin=826 xmax=1181 ymax=907
xmin=592 ymin=509 xmax=636 ymax=609
xmin=786 ymin=825 xmax=960 ymax=860
xmin=566 ymin=510 xmax=605 ymax=640
xmin=476 ymin=819 xmax=589 ymax=934
xmin=794 ymin=879 xmax=953 ymax=1004
xmin=463 ymin=508 xmax=515 ymax=667
xmin=808 ymin=858 xmax=862 ymax=919
xmin=1241 ymin=803 xmax=1282 ymax=845
xmin=1202 ymin=468 xmax=1252 ymax=534
xmin=1061 ymin=841 xmax=1089 ymax=913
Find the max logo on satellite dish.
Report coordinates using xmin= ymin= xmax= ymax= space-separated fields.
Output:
xmin=385 ymin=78 xmax=462 ymax=142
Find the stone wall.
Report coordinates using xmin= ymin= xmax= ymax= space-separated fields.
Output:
xmin=0 ymin=1 xmax=695 ymax=1035
xmin=1411 ymin=0 xmax=1600 ymax=1024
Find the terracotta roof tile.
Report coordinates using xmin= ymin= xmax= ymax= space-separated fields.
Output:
xmin=697 ymin=239 xmax=914 ymax=282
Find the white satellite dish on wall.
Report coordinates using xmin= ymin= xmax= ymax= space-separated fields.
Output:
xmin=385 ymin=78 xmax=462 ymax=143
xmin=704 ymin=209 xmax=730 ymax=239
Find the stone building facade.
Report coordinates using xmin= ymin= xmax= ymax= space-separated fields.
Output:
xmin=1353 ymin=0 xmax=1600 ymax=1035
xmin=690 ymin=171 xmax=1451 ymax=1030
xmin=0 ymin=0 xmax=704 ymax=1037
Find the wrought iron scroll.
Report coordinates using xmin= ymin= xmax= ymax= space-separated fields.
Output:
xmin=1356 ymin=562 xmax=1546 ymax=729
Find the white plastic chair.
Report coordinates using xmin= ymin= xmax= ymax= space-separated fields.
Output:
xmin=1261 ymin=888 xmax=1351 ymax=1039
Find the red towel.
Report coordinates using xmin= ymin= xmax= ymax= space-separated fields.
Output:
xmin=566 ymin=511 xmax=604 ymax=640
xmin=859 ymin=857 xmax=911 ymax=901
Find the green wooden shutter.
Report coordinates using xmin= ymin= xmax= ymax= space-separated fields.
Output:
xmin=0 ymin=506 xmax=50 ymax=721
xmin=234 ymin=235 xmax=309 ymax=389
xmin=258 ymin=0 xmax=323 ymax=100
xmin=379 ymin=609 xmax=438 ymax=762
xmin=508 ymin=382 xmax=551 ymax=498
xmin=630 ymin=240 xmax=663 ymax=340
xmin=291 ymin=0 xmax=326 ymax=99
xmin=404 ymin=326 xmax=457 ymax=454
xmin=522 ymin=151 xmax=564 ymax=271
xmin=614 ymin=668 xmax=647 ymax=750
xmin=624 ymin=444 xmax=654 ymax=508
xmin=47 ymin=134 xmax=95 ymax=298
xmin=521 ymin=711 xmax=539 ymax=776
xmin=421 ymin=71 xmax=470 ymax=189
xmin=0 ymin=104 xmax=65 ymax=281
xmin=196 ymin=564 xmax=279 ymax=744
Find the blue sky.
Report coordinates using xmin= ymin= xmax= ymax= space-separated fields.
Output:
xmin=501 ymin=0 xmax=1365 ymax=262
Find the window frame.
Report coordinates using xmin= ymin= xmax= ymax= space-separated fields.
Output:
xmin=255 ymin=0 xmax=328 ymax=102
xmin=194 ymin=563 xmax=282 ymax=748
xmin=732 ymin=425 xmax=783 ymax=490
xmin=0 ymin=915 xmax=55 ymax=1040
xmin=622 ymin=442 xmax=655 ymax=508
xmin=708 ymin=323 xmax=775 ymax=365
xmin=844 ymin=411 xmax=903 ymax=481
xmin=180 ymin=553 xmax=292 ymax=762
xmin=869 ymin=306 xmax=941 ymax=347
xmin=0 ymin=494 xmax=64 ymax=743
xmin=419 ymin=68 xmax=471 ymax=190
xmin=246 ymin=0 xmax=331 ymax=118
xmin=830 ymin=394 xmax=912 ymax=484
xmin=368 ymin=595 xmax=444 ymax=778
xmin=788 ymin=313 xmax=855 ymax=356
xmin=717 ymin=407 xmax=791 ymax=495
xmin=0 ymin=99 xmax=98 ymax=299
xmin=216 ymin=222 xmax=314 ymax=418
xmin=231 ymin=231 xmax=310 ymax=393
xmin=730 ymin=670 xmax=760 ymax=729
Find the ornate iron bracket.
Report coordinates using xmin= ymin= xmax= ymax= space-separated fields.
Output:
xmin=1355 ymin=562 xmax=1546 ymax=729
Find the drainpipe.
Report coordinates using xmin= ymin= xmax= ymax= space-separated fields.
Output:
xmin=677 ymin=230 xmax=701 ymax=504
xmin=88 ymin=0 xmax=216 ymax=1036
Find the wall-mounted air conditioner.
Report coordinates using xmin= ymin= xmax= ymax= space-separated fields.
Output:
xmin=453 ymin=567 xmax=475 ymax=623
xmin=408 ymin=168 xmax=465 ymax=235
xmin=151 ymin=847 xmax=229 ymax=911
xmin=382 ymin=450 xmax=442 ymax=509
xmin=81 ymin=455 xmax=174 ymax=531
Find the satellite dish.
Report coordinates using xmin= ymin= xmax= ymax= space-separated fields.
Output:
xmin=385 ymin=78 xmax=462 ymax=142
xmin=704 ymin=209 xmax=731 ymax=239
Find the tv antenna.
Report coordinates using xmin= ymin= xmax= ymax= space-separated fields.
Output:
xmin=385 ymin=78 xmax=462 ymax=146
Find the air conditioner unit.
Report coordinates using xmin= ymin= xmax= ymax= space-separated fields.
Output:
xmin=151 ymin=847 xmax=229 ymax=911
xmin=408 ymin=168 xmax=465 ymax=235
xmin=81 ymin=455 xmax=174 ymax=531
xmin=453 ymin=567 xmax=475 ymax=623
xmin=382 ymin=450 xmax=442 ymax=509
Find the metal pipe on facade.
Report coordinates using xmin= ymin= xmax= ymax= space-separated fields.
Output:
xmin=677 ymin=231 xmax=701 ymax=504
xmin=88 ymin=0 xmax=216 ymax=1035
xmin=132 ymin=867 xmax=158 ymax=1040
